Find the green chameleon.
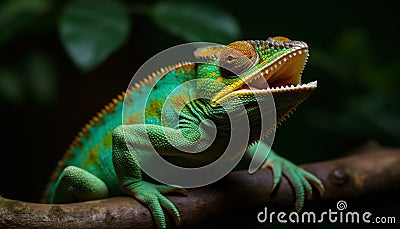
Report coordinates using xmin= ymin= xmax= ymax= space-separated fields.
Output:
xmin=42 ymin=36 xmax=324 ymax=228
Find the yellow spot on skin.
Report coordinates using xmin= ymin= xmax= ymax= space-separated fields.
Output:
xmin=216 ymin=76 xmax=224 ymax=82
xmin=211 ymin=71 xmax=216 ymax=76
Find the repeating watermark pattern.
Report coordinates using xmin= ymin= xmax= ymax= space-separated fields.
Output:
xmin=257 ymin=200 xmax=397 ymax=224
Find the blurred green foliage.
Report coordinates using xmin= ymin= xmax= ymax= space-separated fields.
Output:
xmin=0 ymin=0 xmax=399 ymax=219
xmin=309 ymin=29 xmax=400 ymax=142
xmin=150 ymin=1 xmax=240 ymax=43
xmin=59 ymin=0 xmax=240 ymax=71
xmin=59 ymin=0 xmax=130 ymax=71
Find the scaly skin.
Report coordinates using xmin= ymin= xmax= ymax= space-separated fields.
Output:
xmin=43 ymin=36 xmax=324 ymax=228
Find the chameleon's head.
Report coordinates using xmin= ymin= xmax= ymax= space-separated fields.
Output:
xmin=195 ymin=36 xmax=317 ymax=124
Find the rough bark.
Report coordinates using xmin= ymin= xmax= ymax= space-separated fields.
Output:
xmin=1 ymin=142 xmax=399 ymax=228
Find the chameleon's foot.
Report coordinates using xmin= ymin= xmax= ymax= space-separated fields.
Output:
xmin=126 ymin=181 xmax=187 ymax=229
xmin=262 ymin=152 xmax=324 ymax=212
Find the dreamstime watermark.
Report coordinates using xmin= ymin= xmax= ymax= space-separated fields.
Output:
xmin=257 ymin=200 xmax=397 ymax=224
xmin=121 ymin=42 xmax=276 ymax=188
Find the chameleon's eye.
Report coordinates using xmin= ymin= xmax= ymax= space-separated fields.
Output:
xmin=220 ymin=41 xmax=258 ymax=78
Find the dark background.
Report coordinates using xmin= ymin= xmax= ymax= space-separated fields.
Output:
xmin=1 ymin=0 xmax=399 ymax=227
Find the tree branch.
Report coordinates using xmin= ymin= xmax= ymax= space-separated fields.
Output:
xmin=1 ymin=142 xmax=399 ymax=228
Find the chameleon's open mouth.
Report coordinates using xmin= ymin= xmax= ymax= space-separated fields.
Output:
xmin=243 ymin=44 xmax=309 ymax=90
xmin=212 ymin=41 xmax=316 ymax=104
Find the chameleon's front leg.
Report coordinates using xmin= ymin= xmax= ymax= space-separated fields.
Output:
xmin=247 ymin=141 xmax=325 ymax=212
xmin=112 ymin=124 xmax=190 ymax=229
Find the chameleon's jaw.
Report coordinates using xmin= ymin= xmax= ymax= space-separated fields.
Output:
xmin=211 ymin=41 xmax=314 ymax=104
xmin=246 ymin=43 xmax=309 ymax=90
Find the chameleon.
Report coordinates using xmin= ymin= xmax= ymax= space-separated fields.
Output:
xmin=42 ymin=36 xmax=324 ymax=228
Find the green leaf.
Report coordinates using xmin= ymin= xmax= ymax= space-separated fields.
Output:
xmin=151 ymin=1 xmax=240 ymax=43
xmin=59 ymin=0 xmax=130 ymax=72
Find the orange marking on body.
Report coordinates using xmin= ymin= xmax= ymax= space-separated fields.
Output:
xmin=273 ymin=36 xmax=291 ymax=43
xmin=125 ymin=94 xmax=134 ymax=105
xmin=146 ymin=99 xmax=163 ymax=118
xmin=227 ymin=41 xmax=257 ymax=58
xmin=125 ymin=113 xmax=141 ymax=125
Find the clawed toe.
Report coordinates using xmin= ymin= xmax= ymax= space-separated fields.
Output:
xmin=262 ymin=152 xmax=324 ymax=212
xmin=127 ymin=181 xmax=183 ymax=229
